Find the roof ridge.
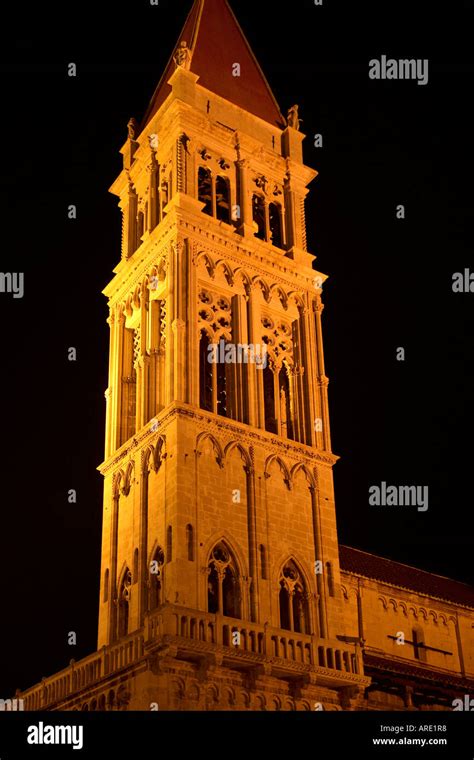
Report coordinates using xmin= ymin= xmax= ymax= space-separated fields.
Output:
xmin=340 ymin=543 xmax=473 ymax=589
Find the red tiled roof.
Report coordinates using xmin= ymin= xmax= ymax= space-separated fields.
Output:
xmin=339 ymin=545 xmax=474 ymax=609
xmin=141 ymin=0 xmax=285 ymax=130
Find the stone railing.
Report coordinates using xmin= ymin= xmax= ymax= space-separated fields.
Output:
xmin=20 ymin=632 xmax=145 ymax=711
xmin=147 ymin=604 xmax=364 ymax=675
xmin=19 ymin=604 xmax=363 ymax=709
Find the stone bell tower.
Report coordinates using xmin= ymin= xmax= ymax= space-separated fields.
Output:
xmin=97 ymin=0 xmax=369 ymax=710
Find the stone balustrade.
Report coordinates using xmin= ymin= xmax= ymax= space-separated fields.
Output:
xmin=19 ymin=605 xmax=363 ymax=709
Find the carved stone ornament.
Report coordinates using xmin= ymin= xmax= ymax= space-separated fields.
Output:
xmin=174 ymin=40 xmax=192 ymax=69
xmin=127 ymin=118 xmax=138 ymax=140
xmin=287 ymin=104 xmax=301 ymax=131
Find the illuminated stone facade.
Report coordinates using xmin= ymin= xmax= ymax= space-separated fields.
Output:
xmin=15 ymin=0 xmax=474 ymax=713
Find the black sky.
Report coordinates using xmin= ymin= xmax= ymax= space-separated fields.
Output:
xmin=0 ymin=0 xmax=473 ymax=697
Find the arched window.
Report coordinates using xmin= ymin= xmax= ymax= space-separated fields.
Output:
xmin=279 ymin=366 xmax=293 ymax=440
xmin=117 ymin=568 xmax=132 ymax=639
xmin=263 ymin=365 xmax=277 ymax=433
xmin=216 ymin=176 xmax=231 ymax=224
xmin=279 ymin=560 xmax=310 ymax=634
xmin=269 ymin=202 xmax=283 ymax=248
xmin=252 ymin=194 xmax=266 ymax=240
xmin=259 ymin=545 xmax=267 ymax=580
xmin=198 ymin=167 xmax=213 ymax=216
xmin=207 ymin=542 xmax=241 ymax=619
xmin=200 ymin=333 xmax=234 ymax=419
xmin=186 ymin=524 xmax=194 ymax=561
xmin=199 ymin=331 xmax=213 ymax=412
xmin=103 ymin=569 xmax=109 ymax=603
xmin=149 ymin=547 xmax=164 ymax=610
xmin=166 ymin=526 xmax=173 ymax=562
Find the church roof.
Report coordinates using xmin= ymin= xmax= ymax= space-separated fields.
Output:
xmin=141 ymin=0 xmax=285 ymax=130
xmin=340 ymin=545 xmax=474 ymax=609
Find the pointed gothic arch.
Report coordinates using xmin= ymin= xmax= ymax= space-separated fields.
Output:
xmin=290 ymin=462 xmax=316 ymax=490
xmin=215 ymin=259 xmax=235 ymax=286
xmin=112 ymin=470 xmax=123 ymax=499
xmin=142 ymin=444 xmax=154 ymax=474
xmin=233 ymin=267 xmax=252 ymax=294
xmin=264 ymin=454 xmax=292 ymax=489
xmin=153 ymin=436 xmax=167 ymax=472
xmin=270 ymin=283 xmax=288 ymax=309
xmin=148 ymin=545 xmax=165 ymax=610
xmin=117 ymin=566 xmax=132 ymax=639
xmin=278 ymin=557 xmax=311 ymax=634
xmin=224 ymin=440 xmax=252 ymax=470
xmin=195 ymin=432 xmax=225 ymax=468
xmin=195 ymin=250 xmax=216 ymax=279
xmin=122 ymin=461 xmax=135 ymax=496
xmin=206 ymin=540 xmax=242 ymax=619
xmin=288 ymin=291 xmax=306 ymax=312
xmin=252 ymin=276 xmax=271 ymax=302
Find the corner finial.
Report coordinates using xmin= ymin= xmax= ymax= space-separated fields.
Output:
xmin=174 ymin=40 xmax=192 ymax=70
xmin=127 ymin=117 xmax=138 ymax=140
xmin=287 ymin=104 xmax=302 ymax=131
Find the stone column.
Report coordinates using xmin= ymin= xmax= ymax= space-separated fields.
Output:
xmin=105 ymin=310 xmax=115 ymax=459
xmin=310 ymin=485 xmax=328 ymax=638
xmin=170 ymin=240 xmax=188 ymax=403
xmin=314 ymin=295 xmax=331 ymax=451
xmin=236 ymin=159 xmax=254 ymax=237
xmin=126 ymin=180 xmax=138 ymax=258
xmin=176 ymin=134 xmax=187 ymax=195
xmin=147 ymin=150 xmax=159 ymax=233
xmin=138 ymin=461 xmax=149 ymax=627
xmin=138 ymin=292 xmax=149 ymax=429
xmin=299 ymin=302 xmax=318 ymax=446
xmin=187 ymin=243 xmax=199 ymax=406
xmin=112 ymin=309 xmax=125 ymax=451
xmin=246 ymin=463 xmax=259 ymax=622
xmin=109 ymin=488 xmax=120 ymax=643
xmin=246 ymin=286 xmax=260 ymax=427
xmin=232 ymin=294 xmax=247 ymax=423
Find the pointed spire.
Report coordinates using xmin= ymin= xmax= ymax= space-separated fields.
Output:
xmin=141 ymin=0 xmax=285 ymax=129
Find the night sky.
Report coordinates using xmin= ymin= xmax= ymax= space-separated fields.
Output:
xmin=1 ymin=0 xmax=473 ymax=698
